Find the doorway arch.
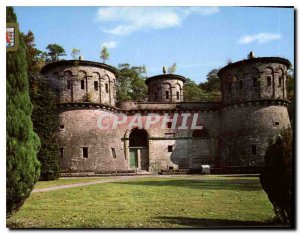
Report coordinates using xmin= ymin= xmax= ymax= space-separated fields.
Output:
xmin=128 ymin=128 xmax=149 ymax=171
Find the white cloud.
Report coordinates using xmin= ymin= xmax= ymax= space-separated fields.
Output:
xmin=101 ymin=41 xmax=117 ymax=49
xmin=182 ymin=7 xmax=220 ymax=16
xmin=95 ymin=7 xmax=220 ymax=36
xmin=238 ymin=33 xmax=281 ymax=44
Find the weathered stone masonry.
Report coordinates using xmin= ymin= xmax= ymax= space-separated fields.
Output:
xmin=41 ymin=56 xmax=291 ymax=174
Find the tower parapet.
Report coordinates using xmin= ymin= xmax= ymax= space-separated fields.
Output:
xmin=145 ymin=74 xmax=186 ymax=102
xmin=218 ymin=56 xmax=291 ymax=106
xmin=41 ymin=60 xmax=118 ymax=106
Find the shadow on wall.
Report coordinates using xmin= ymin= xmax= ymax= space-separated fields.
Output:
xmin=113 ymin=178 xmax=263 ymax=191
xmin=169 ymin=128 xmax=215 ymax=169
xmin=152 ymin=216 xmax=283 ymax=228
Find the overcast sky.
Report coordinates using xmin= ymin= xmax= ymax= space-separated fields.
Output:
xmin=15 ymin=6 xmax=294 ymax=83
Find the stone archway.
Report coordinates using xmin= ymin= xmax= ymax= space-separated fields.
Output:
xmin=127 ymin=128 xmax=149 ymax=171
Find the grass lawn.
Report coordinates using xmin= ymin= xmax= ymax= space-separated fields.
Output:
xmin=34 ymin=177 xmax=113 ymax=189
xmin=7 ymin=175 xmax=279 ymax=228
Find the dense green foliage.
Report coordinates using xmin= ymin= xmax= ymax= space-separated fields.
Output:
xmin=116 ymin=63 xmax=148 ymax=102
xmin=6 ymin=7 xmax=41 ymax=217
xmin=46 ymin=43 xmax=66 ymax=61
xmin=23 ymin=31 xmax=60 ymax=181
xmin=260 ymin=129 xmax=293 ymax=225
xmin=184 ymin=69 xmax=221 ymax=102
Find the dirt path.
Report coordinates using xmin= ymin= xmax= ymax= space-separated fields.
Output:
xmin=32 ymin=175 xmax=156 ymax=193
xmin=32 ymin=174 xmax=257 ymax=193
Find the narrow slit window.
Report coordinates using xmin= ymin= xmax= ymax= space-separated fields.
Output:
xmin=176 ymin=91 xmax=180 ymax=100
xmin=94 ymin=81 xmax=99 ymax=91
xmin=105 ymin=83 xmax=109 ymax=93
xmin=59 ymin=148 xmax=64 ymax=158
xmin=267 ymin=76 xmax=272 ymax=86
xmin=82 ymin=147 xmax=88 ymax=158
xmin=168 ymin=145 xmax=173 ymax=152
xmin=166 ymin=91 xmax=169 ymax=99
xmin=167 ymin=122 xmax=172 ymax=129
xmin=251 ymin=145 xmax=257 ymax=156
xmin=278 ymin=77 xmax=282 ymax=87
xmin=111 ymin=148 xmax=116 ymax=158
xmin=81 ymin=80 xmax=85 ymax=90
xmin=67 ymin=80 xmax=71 ymax=90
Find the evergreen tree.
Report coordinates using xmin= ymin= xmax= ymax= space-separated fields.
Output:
xmin=31 ymin=76 xmax=60 ymax=180
xmin=260 ymin=129 xmax=293 ymax=225
xmin=23 ymin=31 xmax=60 ymax=181
xmin=6 ymin=7 xmax=41 ymax=217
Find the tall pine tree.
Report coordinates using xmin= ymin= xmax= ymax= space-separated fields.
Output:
xmin=6 ymin=7 xmax=40 ymax=217
xmin=23 ymin=31 xmax=60 ymax=181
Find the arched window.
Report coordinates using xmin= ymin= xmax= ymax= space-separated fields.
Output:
xmin=152 ymin=84 xmax=159 ymax=101
xmin=250 ymin=68 xmax=260 ymax=88
xmin=78 ymin=70 xmax=87 ymax=90
xmin=175 ymin=83 xmax=182 ymax=100
xmin=265 ymin=67 xmax=273 ymax=87
xmin=64 ymin=71 xmax=72 ymax=90
xmin=92 ymin=72 xmax=100 ymax=91
xmin=163 ymin=82 xmax=171 ymax=101
xmin=278 ymin=68 xmax=284 ymax=87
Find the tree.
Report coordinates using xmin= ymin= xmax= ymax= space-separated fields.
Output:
xmin=22 ymin=31 xmax=45 ymax=92
xmin=199 ymin=68 xmax=220 ymax=93
xmin=116 ymin=64 xmax=148 ymax=102
xmin=6 ymin=7 xmax=41 ymax=217
xmin=184 ymin=78 xmax=207 ymax=102
xmin=286 ymin=67 xmax=295 ymax=126
xmin=23 ymin=31 xmax=60 ymax=181
xmin=100 ymin=46 xmax=109 ymax=63
xmin=46 ymin=43 xmax=66 ymax=62
xmin=30 ymin=76 xmax=60 ymax=181
xmin=71 ymin=48 xmax=80 ymax=60
xmin=168 ymin=63 xmax=177 ymax=74
xmin=260 ymin=129 xmax=293 ymax=225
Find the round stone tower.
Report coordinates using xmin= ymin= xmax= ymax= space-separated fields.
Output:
xmin=41 ymin=60 xmax=130 ymax=174
xmin=218 ymin=55 xmax=291 ymax=168
xmin=41 ymin=60 xmax=117 ymax=106
xmin=145 ymin=74 xmax=186 ymax=102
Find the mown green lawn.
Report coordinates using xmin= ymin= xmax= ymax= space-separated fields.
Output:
xmin=7 ymin=175 xmax=279 ymax=228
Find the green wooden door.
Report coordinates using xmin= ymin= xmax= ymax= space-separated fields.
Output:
xmin=129 ymin=149 xmax=137 ymax=168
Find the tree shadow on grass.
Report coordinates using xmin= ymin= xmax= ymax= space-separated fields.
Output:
xmin=153 ymin=216 xmax=288 ymax=228
xmin=113 ymin=179 xmax=262 ymax=191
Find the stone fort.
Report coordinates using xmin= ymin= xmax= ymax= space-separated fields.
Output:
xmin=41 ymin=54 xmax=291 ymax=175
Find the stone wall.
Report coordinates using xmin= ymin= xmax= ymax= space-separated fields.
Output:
xmin=58 ymin=109 xmax=128 ymax=172
xmin=146 ymin=74 xmax=185 ymax=102
xmin=41 ymin=60 xmax=117 ymax=106
xmin=219 ymin=58 xmax=290 ymax=105
xmin=42 ymin=56 xmax=292 ymax=175
xmin=219 ymin=102 xmax=291 ymax=167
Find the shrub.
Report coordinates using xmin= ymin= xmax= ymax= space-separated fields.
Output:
xmin=260 ymin=128 xmax=293 ymax=225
